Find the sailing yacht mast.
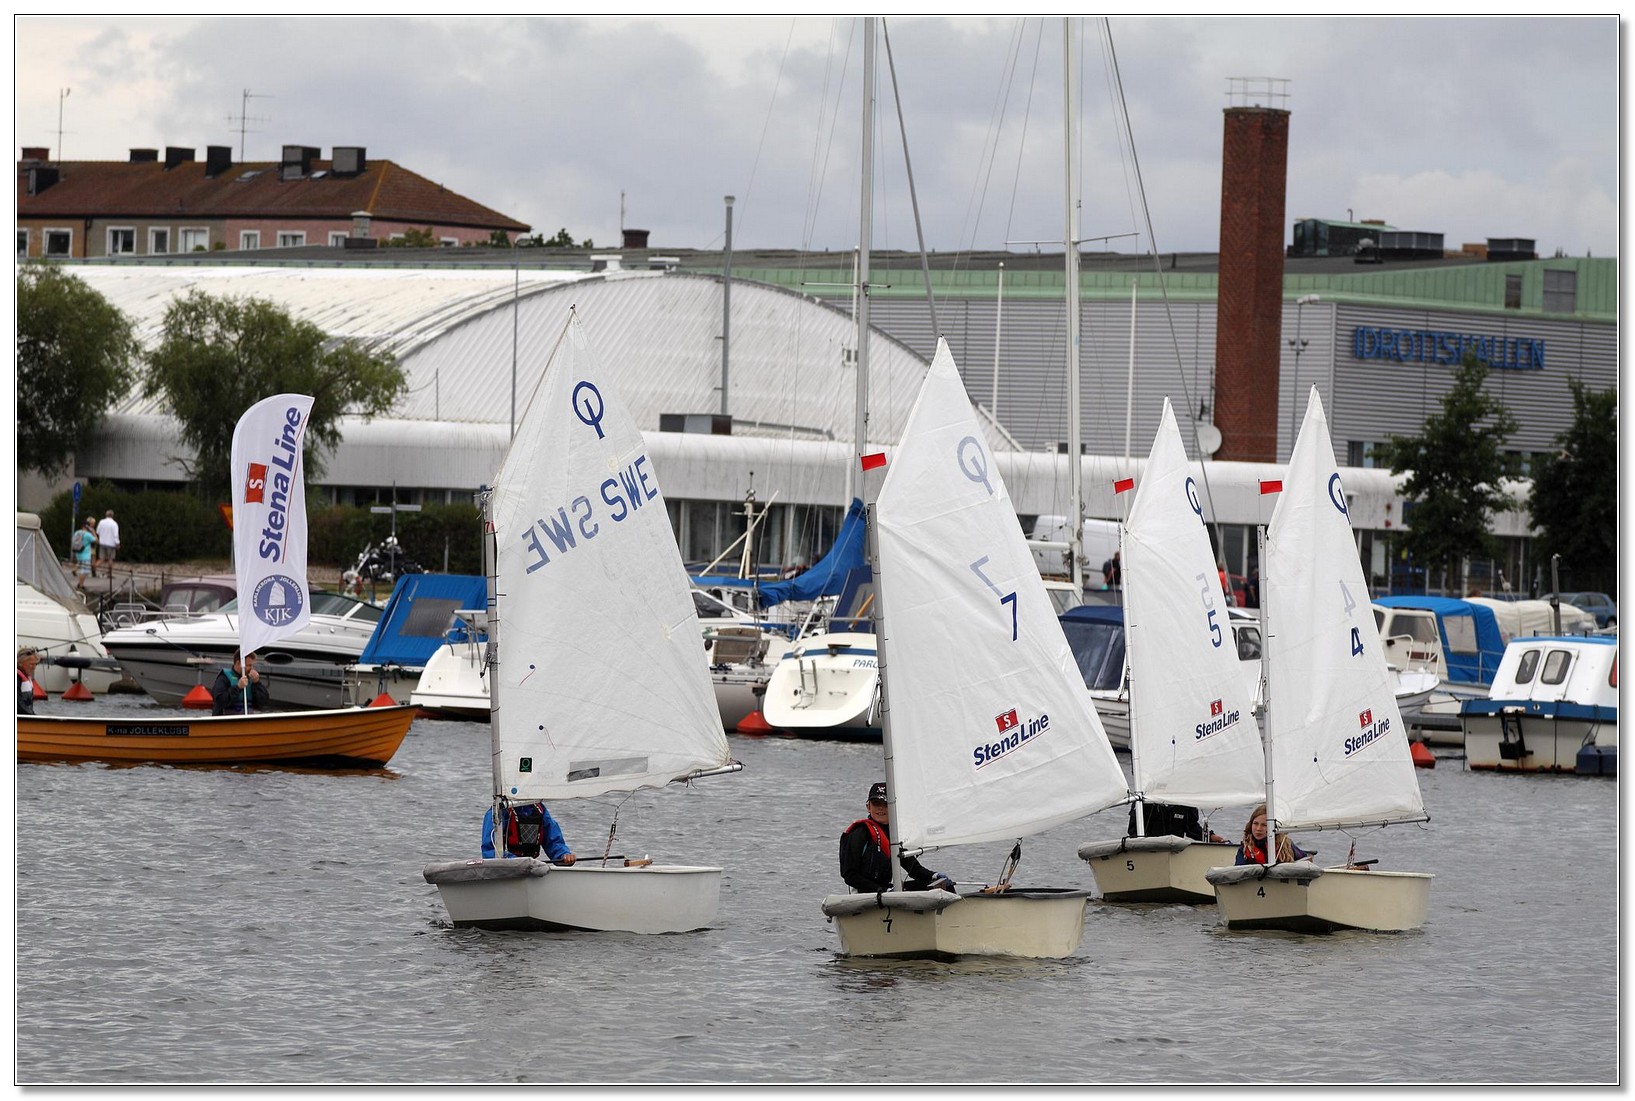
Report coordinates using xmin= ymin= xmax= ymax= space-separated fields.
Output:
xmin=1063 ymin=17 xmax=1084 ymax=597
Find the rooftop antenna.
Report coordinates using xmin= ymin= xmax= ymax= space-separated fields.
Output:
xmin=228 ymin=88 xmax=273 ymax=162
xmin=620 ymin=190 xmax=626 ymax=234
xmin=55 ymin=88 xmax=69 ymax=160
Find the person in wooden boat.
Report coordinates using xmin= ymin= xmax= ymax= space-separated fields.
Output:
xmin=211 ymin=651 xmax=270 ymax=716
xmin=17 ymin=646 xmax=41 ymax=715
xmin=839 ymin=782 xmax=953 ymax=894
xmin=1234 ymin=803 xmax=1314 ymax=866
xmin=480 ymin=801 xmax=577 ymax=864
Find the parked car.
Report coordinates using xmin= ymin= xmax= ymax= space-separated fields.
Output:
xmin=1560 ymin=591 xmax=1617 ymax=629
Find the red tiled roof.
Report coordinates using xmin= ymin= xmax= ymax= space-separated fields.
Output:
xmin=16 ymin=155 xmax=528 ymax=231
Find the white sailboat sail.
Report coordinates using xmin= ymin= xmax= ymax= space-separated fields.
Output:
xmin=489 ymin=315 xmax=731 ymax=802
xmin=1124 ymin=398 xmax=1263 ymax=807
xmin=875 ymin=340 xmax=1128 ymax=851
xmin=1265 ymin=388 xmax=1425 ymax=829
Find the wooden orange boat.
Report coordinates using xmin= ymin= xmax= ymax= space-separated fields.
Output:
xmin=17 ymin=704 xmax=417 ymax=767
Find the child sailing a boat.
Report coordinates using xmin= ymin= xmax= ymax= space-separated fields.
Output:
xmin=481 ymin=802 xmax=576 ymax=864
xmin=838 ymin=783 xmax=954 ymax=894
xmin=1233 ymin=803 xmax=1314 ymax=865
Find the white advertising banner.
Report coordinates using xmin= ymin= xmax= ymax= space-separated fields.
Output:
xmin=230 ymin=394 xmax=316 ymax=659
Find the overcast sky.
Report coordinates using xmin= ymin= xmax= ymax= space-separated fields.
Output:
xmin=12 ymin=16 xmax=1620 ymax=259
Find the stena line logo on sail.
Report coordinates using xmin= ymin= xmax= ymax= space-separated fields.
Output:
xmin=1345 ymin=707 xmax=1392 ymax=757
xmin=972 ymin=708 xmax=1051 ymax=769
xmin=1195 ymin=698 xmax=1241 ymax=741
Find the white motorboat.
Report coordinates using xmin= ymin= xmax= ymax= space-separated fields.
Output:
xmin=1205 ymin=390 xmax=1433 ymax=934
xmin=15 ymin=512 xmax=127 ymax=695
xmin=101 ymin=589 xmax=384 ymax=709
xmin=1458 ymin=635 xmax=1617 ymax=775
xmin=347 ymin=573 xmax=490 ymax=709
xmin=407 ymin=608 xmax=489 ymax=720
xmin=423 ymin=311 xmax=740 ymax=934
xmin=1077 ymin=400 xmax=1264 ymax=903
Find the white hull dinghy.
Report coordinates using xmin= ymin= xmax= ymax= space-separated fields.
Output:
xmin=423 ymin=859 xmax=724 ymax=934
xmin=1205 ymin=390 xmax=1432 ymax=934
xmin=818 ymin=336 xmax=1127 ymax=960
xmin=1076 ymin=400 xmax=1265 ymax=905
xmin=423 ymin=313 xmax=741 ymax=935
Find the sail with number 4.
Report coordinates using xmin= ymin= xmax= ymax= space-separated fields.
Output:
xmin=1123 ymin=398 xmax=1263 ymax=808
xmin=875 ymin=339 xmax=1129 ymax=851
xmin=1265 ymin=388 xmax=1425 ymax=830
xmin=489 ymin=314 xmax=732 ymax=801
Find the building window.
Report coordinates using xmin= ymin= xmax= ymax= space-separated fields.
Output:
xmin=108 ymin=227 xmax=136 ymax=255
xmin=328 ymin=231 xmax=348 ymax=247
xmin=16 ymin=229 xmax=27 ymax=258
xmin=149 ymin=227 xmax=170 ymax=254
xmin=44 ymin=228 xmax=72 ymax=256
xmin=240 ymin=231 xmax=261 ymax=250
xmin=440 ymin=237 xmax=459 ymax=247
xmin=180 ymin=227 xmax=209 ymax=252
xmin=277 ymin=231 xmax=306 ymax=248
xmin=1504 ymin=274 xmax=1522 ymax=310
xmin=1543 ymin=269 xmax=1577 ymax=313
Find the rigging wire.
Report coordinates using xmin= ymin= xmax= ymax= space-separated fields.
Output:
xmin=880 ymin=18 xmax=939 ymax=339
xmin=1099 ymin=19 xmax=1226 ymax=537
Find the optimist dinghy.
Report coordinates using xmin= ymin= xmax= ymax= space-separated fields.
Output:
xmin=423 ymin=313 xmax=741 ymax=934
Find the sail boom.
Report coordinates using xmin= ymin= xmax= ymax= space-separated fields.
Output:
xmin=1279 ymin=814 xmax=1430 ymax=833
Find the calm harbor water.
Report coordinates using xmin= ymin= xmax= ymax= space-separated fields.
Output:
xmin=15 ymin=695 xmax=1619 ymax=1085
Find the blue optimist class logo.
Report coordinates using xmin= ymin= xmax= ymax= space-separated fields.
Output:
xmin=252 ymin=575 xmax=304 ymax=628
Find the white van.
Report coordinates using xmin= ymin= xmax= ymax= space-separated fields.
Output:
xmin=1028 ymin=514 xmax=1121 ymax=586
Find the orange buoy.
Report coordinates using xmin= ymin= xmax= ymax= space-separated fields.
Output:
xmin=61 ymin=680 xmax=94 ymax=701
xmin=368 ymin=692 xmax=398 ymax=708
xmin=32 ymin=681 xmax=47 ymax=700
xmin=182 ymin=684 xmax=215 ymax=710
xmin=736 ymin=710 xmax=773 ymax=734
xmin=1410 ymin=741 xmax=1436 ymax=769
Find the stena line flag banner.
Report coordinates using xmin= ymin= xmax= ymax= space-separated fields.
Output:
xmin=230 ymin=394 xmax=316 ymax=658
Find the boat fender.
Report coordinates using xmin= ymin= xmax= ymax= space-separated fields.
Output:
xmin=423 ymin=858 xmax=551 ymax=885
xmin=1205 ymin=860 xmax=1323 ymax=888
xmin=819 ymin=889 xmax=960 ymax=918
xmin=1077 ymin=835 xmax=1191 ymax=861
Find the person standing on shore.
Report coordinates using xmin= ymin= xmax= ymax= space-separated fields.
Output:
xmin=95 ymin=510 xmax=120 ymax=579
xmin=71 ymin=518 xmax=96 ymax=593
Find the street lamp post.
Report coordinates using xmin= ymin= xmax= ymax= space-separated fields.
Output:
xmin=1287 ymin=294 xmax=1320 ymax=457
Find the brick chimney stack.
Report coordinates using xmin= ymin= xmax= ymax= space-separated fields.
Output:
xmin=1213 ymin=101 xmax=1290 ymax=462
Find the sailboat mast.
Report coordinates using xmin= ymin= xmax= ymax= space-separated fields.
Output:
xmin=482 ymin=485 xmax=506 ymax=826
xmin=1256 ymin=522 xmax=1277 ymax=851
xmin=856 ymin=18 xmax=901 ymax=894
xmin=853 ymin=18 xmax=875 ymax=492
xmin=1063 ymin=18 xmax=1084 ymax=597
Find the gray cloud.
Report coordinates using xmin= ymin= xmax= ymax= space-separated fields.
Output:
xmin=16 ymin=16 xmax=1617 ymax=257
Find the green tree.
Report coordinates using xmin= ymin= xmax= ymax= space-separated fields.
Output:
xmin=16 ymin=264 xmax=141 ymax=477
xmin=541 ymin=227 xmax=589 ymax=248
xmin=1375 ymin=355 xmax=1521 ymax=590
xmin=385 ymin=226 xmax=438 ymax=248
xmin=1526 ymin=378 xmax=1617 ymax=594
xmin=143 ymin=291 xmax=408 ymax=498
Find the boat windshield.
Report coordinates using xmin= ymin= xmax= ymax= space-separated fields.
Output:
xmin=217 ymin=590 xmax=384 ymax=624
xmin=1060 ymin=617 xmax=1126 ymax=692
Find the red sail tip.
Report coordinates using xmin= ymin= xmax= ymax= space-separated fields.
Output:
xmin=1113 ymin=477 xmax=1135 ymax=494
xmin=860 ymin=452 xmax=888 ymax=471
xmin=1259 ymin=480 xmax=1284 ymax=495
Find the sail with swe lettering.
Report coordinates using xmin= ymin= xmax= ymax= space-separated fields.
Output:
xmin=231 ymin=394 xmax=315 ymax=658
xmin=1124 ymin=398 xmax=1263 ymax=807
xmin=1265 ymin=388 xmax=1425 ymax=829
xmin=490 ymin=315 xmax=730 ymax=802
xmin=874 ymin=340 xmax=1128 ymax=850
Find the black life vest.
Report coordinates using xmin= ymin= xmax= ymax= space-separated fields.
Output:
xmin=503 ymin=803 xmax=548 ymax=857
